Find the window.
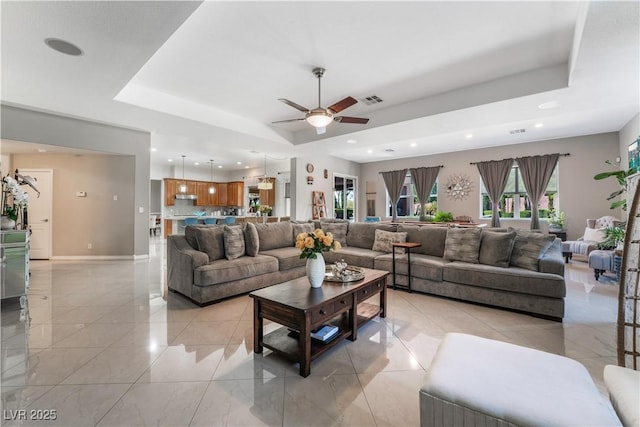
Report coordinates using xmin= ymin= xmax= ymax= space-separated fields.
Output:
xmin=480 ymin=166 xmax=558 ymax=219
xmin=386 ymin=173 xmax=438 ymax=218
xmin=334 ymin=175 xmax=356 ymax=220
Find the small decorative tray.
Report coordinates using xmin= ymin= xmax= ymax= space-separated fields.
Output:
xmin=324 ymin=265 xmax=365 ymax=282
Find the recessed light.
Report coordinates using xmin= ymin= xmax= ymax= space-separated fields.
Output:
xmin=346 ymin=139 xmax=357 ymax=144
xmin=218 ymin=165 xmax=223 ymax=168
xmin=538 ymin=101 xmax=559 ymax=110
xmin=194 ymin=162 xmax=200 ymax=166
xmin=367 ymin=149 xmax=373 ymax=154
xmin=245 ymin=166 xmax=249 ymax=169
xmin=465 ymin=133 xmax=473 ymax=139
xmin=534 ymin=123 xmax=544 ymax=128
xmin=44 ymin=38 xmax=83 ymax=56
xmin=150 ymin=148 xmax=157 ymax=152
xmin=410 ymin=142 xmax=417 ymax=147
xmin=37 ymin=148 xmax=47 ymax=153
xmin=168 ymin=159 xmax=173 ymax=162
xmin=237 ymin=161 xmax=242 ymax=165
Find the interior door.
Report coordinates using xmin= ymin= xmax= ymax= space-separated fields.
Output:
xmin=19 ymin=169 xmax=52 ymax=259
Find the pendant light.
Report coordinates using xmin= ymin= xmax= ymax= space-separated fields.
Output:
xmin=179 ymin=155 xmax=187 ymax=193
xmin=258 ymin=154 xmax=273 ymax=190
xmin=208 ymin=159 xmax=216 ymax=194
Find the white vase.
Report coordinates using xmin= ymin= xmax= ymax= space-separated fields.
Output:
xmin=262 ymin=213 xmax=268 ymax=224
xmin=1 ymin=216 xmax=16 ymax=230
xmin=306 ymin=253 xmax=325 ymax=288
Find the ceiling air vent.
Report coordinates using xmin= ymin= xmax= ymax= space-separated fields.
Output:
xmin=384 ymin=148 xmax=395 ymax=153
xmin=360 ymin=95 xmax=384 ymax=106
xmin=509 ymin=128 xmax=526 ymax=135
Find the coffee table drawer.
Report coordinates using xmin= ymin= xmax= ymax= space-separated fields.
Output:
xmin=310 ymin=294 xmax=354 ymax=324
xmin=357 ymin=280 xmax=384 ymax=301
xmin=261 ymin=305 xmax=298 ymax=328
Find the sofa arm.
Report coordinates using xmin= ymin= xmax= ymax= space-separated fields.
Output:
xmin=539 ymin=238 xmax=565 ymax=276
xmin=167 ymin=235 xmax=209 ymax=298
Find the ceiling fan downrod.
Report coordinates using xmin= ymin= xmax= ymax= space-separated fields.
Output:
xmin=313 ymin=67 xmax=326 ymax=108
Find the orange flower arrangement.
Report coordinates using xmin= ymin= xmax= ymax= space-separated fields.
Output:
xmin=295 ymin=228 xmax=341 ymax=259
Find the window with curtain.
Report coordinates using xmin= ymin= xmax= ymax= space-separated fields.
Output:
xmin=386 ymin=173 xmax=438 ymax=218
xmin=480 ymin=165 xmax=559 ymax=219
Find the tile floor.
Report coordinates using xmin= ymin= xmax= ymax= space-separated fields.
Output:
xmin=1 ymin=237 xmax=619 ymax=426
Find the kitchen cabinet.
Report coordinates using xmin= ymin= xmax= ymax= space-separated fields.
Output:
xmin=196 ymin=182 xmax=221 ymax=206
xmin=164 ymin=178 xmax=177 ymax=206
xmin=177 ymin=180 xmax=197 ymax=195
xmin=227 ymin=181 xmax=244 ymax=206
xmin=217 ymin=182 xmax=228 ymax=206
xmin=260 ymin=186 xmax=275 ymax=207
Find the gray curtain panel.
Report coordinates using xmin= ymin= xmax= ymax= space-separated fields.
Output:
xmin=410 ymin=166 xmax=441 ymax=218
xmin=381 ymin=169 xmax=408 ymax=222
xmin=476 ymin=159 xmax=513 ymax=227
xmin=516 ymin=154 xmax=559 ymax=229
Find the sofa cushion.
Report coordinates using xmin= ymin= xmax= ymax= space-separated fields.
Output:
xmin=193 ymin=254 xmax=279 ymax=286
xmin=324 ymin=246 xmax=385 ymax=269
xmin=254 ymin=221 xmax=294 ymax=251
xmin=223 ymin=225 xmax=246 ymax=260
xmin=372 ymin=229 xmax=407 ymax=253
xmin=185 ymin=224 xmax=210 ymax=250
xmin=243 ymin=222 xmax=259 ymax=257
xmin=583 ymin=227 xmax=606 ymax=243
xmin=321 ymin=222 xmax=348 ymax=247
xmin=194 ymin=226 xmax=225 ymax=262
xmin=260 ymin=247 xmax=306 ymax=271
xmin=346 ymin=223 xmax=396 ymax=249
xmin=479 ymin=230 xmax=517 ymax=268
xmin=292 ymin=222 xmax=315 ymax=242
xmin=374 ymin=253 xmax=448 ymax=282
xmin=443 ymin=227 xmax=482 ymax=263
xmin=442 ymin=262 xmax=566 ymax=298
xmin=510 ymin=230 xmax=556 ymax=271
xmin=397 ymin=224 xmax=448 ymax=257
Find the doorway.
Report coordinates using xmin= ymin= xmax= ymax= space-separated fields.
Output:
xmin=333 ymin=174 xmax=357 ymax=221
xmin=19 ymin=169 xmax=53 ymax=259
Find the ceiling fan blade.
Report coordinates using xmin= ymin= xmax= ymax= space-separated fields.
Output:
xmin=316 ymin=126 xmax=326 ymax=135
xmin=335 ymin=116 xmax=369 ymax=124
xmin=278 ymin=98 xmax=309 ymax=112
xmin=327 ymin=96 xmax=357 ymax=114
xmin=272 ymin=118 xmax=305 ymax=124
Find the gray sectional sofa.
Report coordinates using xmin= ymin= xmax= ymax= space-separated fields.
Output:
xmin=167 ymin=220 xmax=566 ymax=320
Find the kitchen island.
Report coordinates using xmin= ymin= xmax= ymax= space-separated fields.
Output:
xmin=162 ymin=215 xmax=277 ymax=237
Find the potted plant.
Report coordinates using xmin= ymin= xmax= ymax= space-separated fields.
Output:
xmin=433 ymin=211 xmax=454 ymax=223
xmin=598 ymin=225 xmax=625 ymax=252
xmin=593 ymin=160 xmax=637 ymax=211
xmin=295 ymin=228 xmax=342 ymax=287
xmin=547 ymin=210 xmax=566 ymax=231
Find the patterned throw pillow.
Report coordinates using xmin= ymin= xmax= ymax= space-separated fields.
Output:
xmin=223 ymin=225 xmax=246 ymax=260
xmin=371 ymin=229 xmax=407 ymax=253
xmin=510 ymin=230 xmax=556 ymax=271
xmin=478 ymin=230 xmax=517 ymax=268
xmin=443 ymin=227 xmax=482 ymax=263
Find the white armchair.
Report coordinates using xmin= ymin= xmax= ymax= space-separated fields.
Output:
xmin=562 ymin=215 xmax=622 ymax=263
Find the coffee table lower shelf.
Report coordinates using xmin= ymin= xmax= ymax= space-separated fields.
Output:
xmin=261 ymin=303 xmax=381 ymax=365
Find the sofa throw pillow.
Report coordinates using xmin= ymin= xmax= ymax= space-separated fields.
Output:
xmin=292 ymin=222 xmax=315 ymax=243
xmin=322 ymin=222 xmax=348 ymax=247
xmin=371 ymin=229 xmax=407 ymax=253
xmin=583 ymin=227 xmax=606 ymax=243
xmin=443 ymin=227 xmax=482 ymax=263
xmin=478 ymin=230 xmax=517 ymax=268
xmin=243 ymin=222 xmax=259 ymax=257
xmin=223 ymin=225 xmax=246 ymax=260
xmin=510 ymin=230 xmax=556 ymax=271
xmin=194 ymin=226 xmax=225 ymax=262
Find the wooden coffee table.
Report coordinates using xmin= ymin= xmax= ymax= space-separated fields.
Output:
xmin=250 ymin=268 xmax=388 ymax=377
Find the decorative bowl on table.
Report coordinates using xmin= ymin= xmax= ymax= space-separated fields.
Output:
xmin=193 ymin=211 xmax=207 ymax=217
xmin=324 ymin=264 xmax=365 ymax=282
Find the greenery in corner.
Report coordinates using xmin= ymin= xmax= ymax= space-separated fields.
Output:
xmin=598 ymin=226 xmax=626 ymax=250
xmin=433 ymin=211 xmax=454 ymax=222
xmin=593 ymin=160 xmax=637 ymax=211
xmin=547 ymin=210 xmax=566 ymax=229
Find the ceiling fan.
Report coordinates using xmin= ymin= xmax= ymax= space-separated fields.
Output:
xmin=273 ymin=67 xmax=369 ymax=135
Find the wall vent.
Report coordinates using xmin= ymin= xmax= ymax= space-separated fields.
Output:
xmin=509 ymin=128 xmax=526 ymax=135
xmin=360 ymin=95 xmax=384 ymax=106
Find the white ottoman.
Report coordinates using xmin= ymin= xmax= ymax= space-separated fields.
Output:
xmin=420 ymin=333 xmax=621 ymax=426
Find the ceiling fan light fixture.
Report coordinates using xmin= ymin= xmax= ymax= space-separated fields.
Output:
xmin=306 ymin=111 xmax=333 ymax=128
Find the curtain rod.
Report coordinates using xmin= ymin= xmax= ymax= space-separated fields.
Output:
xmin=469 ymin=153 xmax=570 ymax=165
xmin=378 ymin=165 xmax=444 ymax=174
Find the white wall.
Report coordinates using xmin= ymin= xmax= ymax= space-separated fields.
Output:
xmin=360 ymin=133 xmax=621 ymax=240
xmin=291 ymin=155 xmax=360 ymax=221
